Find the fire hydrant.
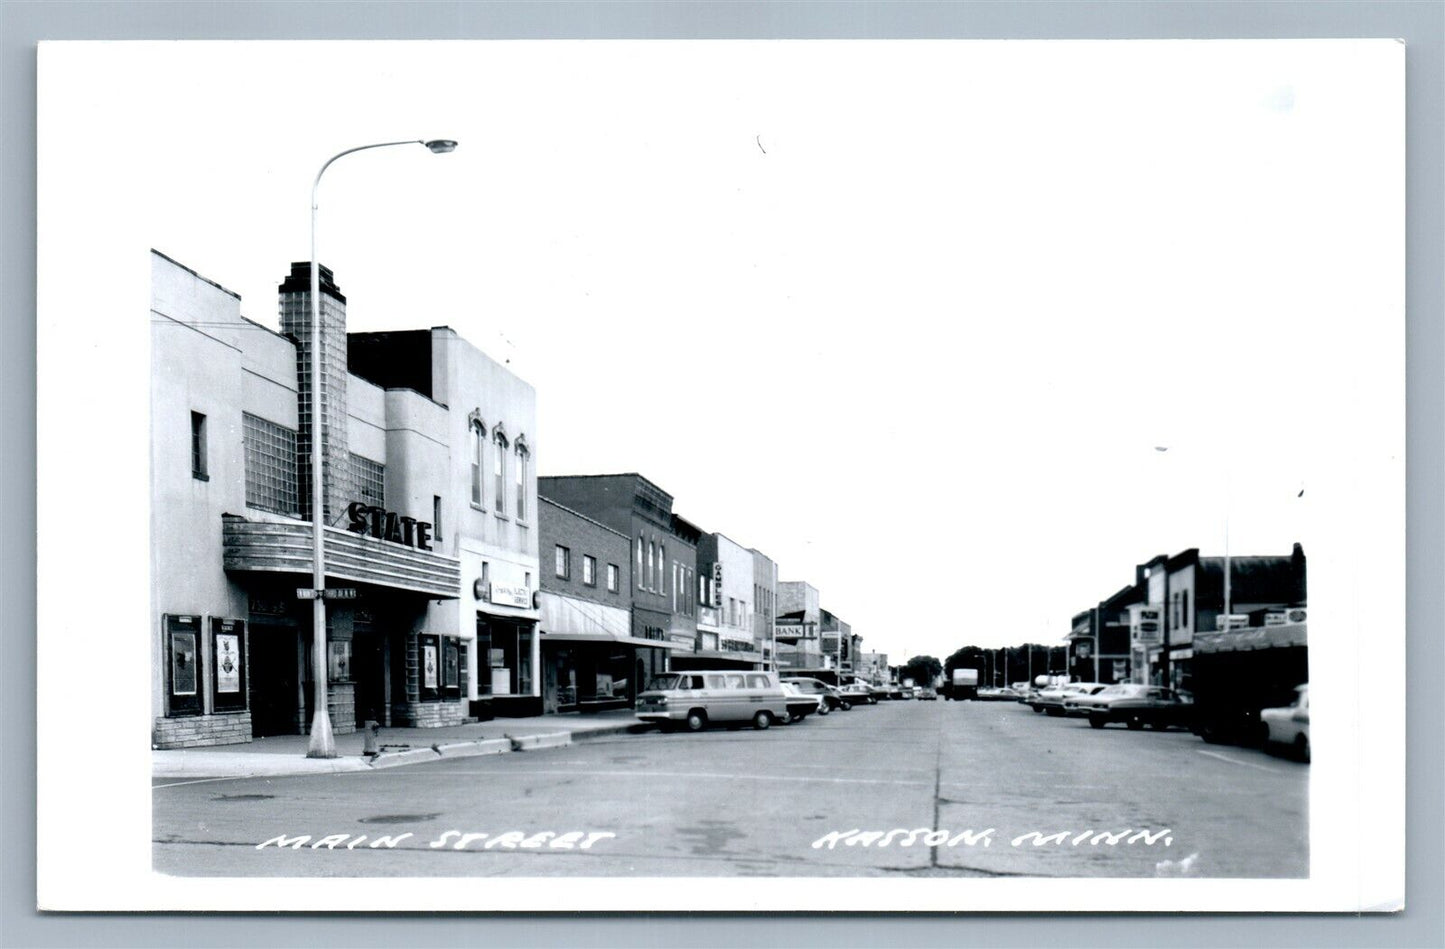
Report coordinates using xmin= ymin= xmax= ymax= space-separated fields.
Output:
xmin=362 ymin=720 xmax=381 ymax=757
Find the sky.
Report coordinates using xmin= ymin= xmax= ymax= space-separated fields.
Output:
xmin=40 ymin=39 xmax=1401 ymax=660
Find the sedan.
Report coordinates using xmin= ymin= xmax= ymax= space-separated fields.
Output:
xmin=781 ymin=677 xmax=844 ymax=711
xmin=1085 ymin=685 xmax=1194 ymax=730
xmin=1260 ymin=684 xmax=1309 ymax=761
xmin=916 ymin=687 xmax=938 ymax=701
xmin=1032 ymin=682 xmax=1106 ymax=717
xmin=780 ymin=681 xmax=825 ymax=723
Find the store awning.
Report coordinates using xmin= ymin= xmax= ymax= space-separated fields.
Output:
xmin=538 ymin=593 xmax=684 ymax=650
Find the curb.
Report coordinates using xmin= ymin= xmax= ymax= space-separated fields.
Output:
xmin=433 ymin=738 xmax=513 ymax=760
xmin=571 ymin=722 xmax=656 ymax=742
xmin=508 ymin=731 xmax=571 ymax=751
xmin=155 ymin=719 xmax=656 ymax=780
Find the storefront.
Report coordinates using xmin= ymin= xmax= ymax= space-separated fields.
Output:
xmin=539 ymin=593 xmax=672 ymax=712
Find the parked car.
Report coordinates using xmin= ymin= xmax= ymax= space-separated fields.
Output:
xmin=841 ymin=682 xmax=877 ymax=705
xmin=977 ymin=686 xmax=1021 ymax=702
xmin=1084 ymin=684 xmax=1194 ymax=730
xmin=1030 ymin=682 xmax=1106 ymax=716
xmin=1260 ymin=684 xmax=1309 ymax=761
xmin=780 ymin=681 xmax=825 ymax=723
xmin=635 ymin=670 xmax=790 ymax=731
xmin=917 ymin=687 xmax=938 ymax=701
xmin=781 ymin=676 xmax=846 ymax=711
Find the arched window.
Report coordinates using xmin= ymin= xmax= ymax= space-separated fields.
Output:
xmin=514 ymin=436 xmax=529 ymax=521
xmin=492 ymin=428 xmax=508 ymax=515
xmin=636 ymin=535 xmax=644 ymax=589
xmin=467 ymin=413 xmax=485 ymax=508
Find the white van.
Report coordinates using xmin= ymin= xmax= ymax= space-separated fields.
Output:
xmin=635 ymin=670 xmax=791 ymax=731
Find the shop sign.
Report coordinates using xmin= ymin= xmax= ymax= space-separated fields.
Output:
xmin=1215 ymin=613 xmax=1250 ymax=631
xmin=490 ymin=583 xmax=530 ymax=609
xmin=345 ymin=501 xmax=434 ymax=551
xmin=1131 ymin=606 xmax=1163 ymax=645
xmin=712 ymin=563 xmax=722 ymax=606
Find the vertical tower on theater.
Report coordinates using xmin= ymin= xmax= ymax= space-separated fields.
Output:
xmin=279 ymin=262 xmax=352 ymax=524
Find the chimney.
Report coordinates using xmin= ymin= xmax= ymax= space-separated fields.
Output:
xmin=279 ymin=262 xmax=352 ymax=525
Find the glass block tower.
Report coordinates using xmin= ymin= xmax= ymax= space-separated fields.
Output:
xmin=278 ymin=262 xmax=352 ymax=525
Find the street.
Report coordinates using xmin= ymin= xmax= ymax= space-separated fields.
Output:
xmin=153 ymin=699 xmax=1308 ymax=878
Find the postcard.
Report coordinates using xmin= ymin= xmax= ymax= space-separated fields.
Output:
xmin=35 ymin=38 xmax=1404 ymax=912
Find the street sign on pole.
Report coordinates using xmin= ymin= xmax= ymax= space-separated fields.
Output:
xmin=297 ymin=588 xmax=358 ymax=600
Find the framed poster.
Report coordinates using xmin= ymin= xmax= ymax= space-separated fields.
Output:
xmin=328 ymin=640 xmax=351 ymax=682
xmin=164 ymin=614 xmax=201 ymax=715
xmin=422 ymin=641 xmax=439 ymax=691
xmin=443 ymin=639 xmax=459 ymax=690
xmin=210 ymin=617 xmax=246 ymax=712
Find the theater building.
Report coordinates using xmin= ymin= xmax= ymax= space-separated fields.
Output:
xmin=150 ymin=251 xmax=539 ymax=748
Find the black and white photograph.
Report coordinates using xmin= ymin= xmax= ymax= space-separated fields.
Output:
xmin=35 ymin=37 xmax=1405 ymax=913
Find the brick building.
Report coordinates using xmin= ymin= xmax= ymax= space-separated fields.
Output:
xmin=537 ymin=474 xmax=699 ymax=660
xmin=537 ymin=495 xmax=672 ymax=711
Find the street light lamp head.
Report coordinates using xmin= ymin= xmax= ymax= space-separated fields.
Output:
xmin=424 ymin=139 xmax=458 ymax=154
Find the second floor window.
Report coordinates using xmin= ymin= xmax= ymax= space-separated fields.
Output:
xmin=515 ymin=441 xmax=528 ymax=521
xmin=190 ymin=411 xmax=208 ymax=480
xmin=607 ymin=563 xmax=619 ymax=593
xmin=470 ymin=421 xmax=484 ymax=507
xmin=493 ymin=433 xmax=507 ymax=514
xmin=555 ymin=545 xmax=570 ymax=579
xmin=583 ymin=555 xmax=596 ymax=587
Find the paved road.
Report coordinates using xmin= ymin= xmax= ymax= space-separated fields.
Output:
xmin=153 ymin=699 xmax=1308 ymax=877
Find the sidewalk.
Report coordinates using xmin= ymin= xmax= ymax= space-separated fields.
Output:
xmin=153 ymin=709 xmax=652 ymax=780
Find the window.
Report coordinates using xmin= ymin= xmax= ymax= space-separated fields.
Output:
xmin=433 ymin=495 xmax=443 ymax=541
xmin=493 ymin=432 xmax=507 ymax=514
xmin=350 ymin=453 xmax=385 ymax=508
xmin=647 ymin=542 xmax=655 ymax=592
xmin=555 ymin=545 xmax=571 ymax=579
xmin=636 ymin=536 xmax=644 ymax=589
xmin=515 ymin=441 xmax=528 ymax=520
xmin=190 ymin=412 xmax=208 ymax=480
xmin=583 ymin=555 xmax=596 ymax=586
xmin=243 ymin=413 xmax=298 ymax=515
xmin=469 ymin=420 xmax=484 ymax=507
xmin=607 ymin=563 xmax=619 ymax=593
xmin=659 ymin=545 xmax=666 ymax=597
xmin=1181 ymin=589 xmax=1189 ymax=626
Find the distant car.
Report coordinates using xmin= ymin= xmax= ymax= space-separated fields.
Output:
xmin=781 ymin=676 xmax=845 ymax=711
xmin=1031 ymin=682 xmax=1106 ymax=717
xmin=917 ymin=687 xmax=938 ymax=701
xmin=841 ymin=682 xmax=877 ymax=705
xmin=780 ymin=681 xmax=825 ymax=723
xmin=1260 ymin=684 xmax=1309 ymax=761
xmin=1085 ymin=685 xmax=1194 ymax=730
xmin=977 ymin=686 xmax=1021 ymax=702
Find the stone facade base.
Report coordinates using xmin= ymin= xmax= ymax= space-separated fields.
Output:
xmin=328 ymin=683 xmax=356 ymax=736
xmin=393 ymin=700 xmax=468 ymax=728
xmin=153 ymin=712 xmax=253 ymax=749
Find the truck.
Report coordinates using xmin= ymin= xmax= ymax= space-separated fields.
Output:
xmin=1188 ymin=622 xmax=1308 ymax=746
xmin=943 ymin=668 xmax=979 ymax=700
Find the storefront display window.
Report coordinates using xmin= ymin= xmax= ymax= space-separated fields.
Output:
xmin=476 ymin=618 xmax=535 ymax=696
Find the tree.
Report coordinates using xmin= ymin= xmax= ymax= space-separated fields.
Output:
xmin=902 ymin=655 xmax=943 ymax=686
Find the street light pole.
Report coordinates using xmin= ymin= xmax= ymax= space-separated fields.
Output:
xmin=306 ymin=138 xmax=457 ymax=759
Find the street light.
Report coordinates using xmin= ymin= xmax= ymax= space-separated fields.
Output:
xmin=306 ymin=138 xmax=458 ymax=759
